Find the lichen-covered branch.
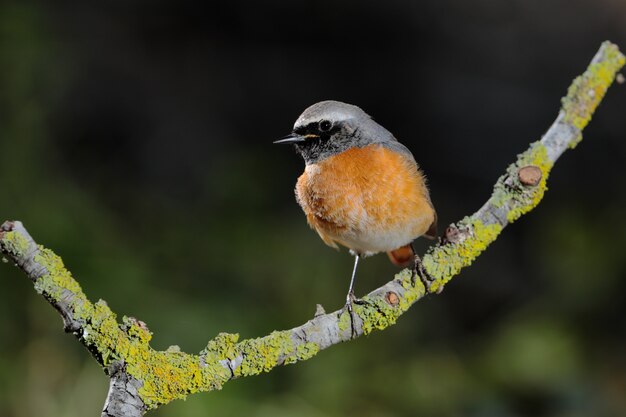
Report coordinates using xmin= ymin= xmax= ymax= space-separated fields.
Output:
xmin=1 ymin=41 xmax=623 ymax=417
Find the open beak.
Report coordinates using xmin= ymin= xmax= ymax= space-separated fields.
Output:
xmin=273 ymin=133 xmax=307 ymax=144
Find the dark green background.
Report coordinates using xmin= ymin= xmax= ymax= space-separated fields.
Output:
xmin=1 ymin=1 xmax=625 ymax=416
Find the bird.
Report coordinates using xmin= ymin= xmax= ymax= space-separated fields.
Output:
xmin=275 ymin=100 xmax=437 ymax=315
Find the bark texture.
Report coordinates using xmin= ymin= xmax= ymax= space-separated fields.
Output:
xmin=0 ymin=41 xmax=623 ymax=416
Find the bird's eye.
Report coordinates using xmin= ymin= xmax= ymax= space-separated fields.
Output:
xmin=318 ymin=120 xmax=332 ymax=132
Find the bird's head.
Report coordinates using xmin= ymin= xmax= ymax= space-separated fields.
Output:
xmin=274 ymin=100 xmax=394 ymax=164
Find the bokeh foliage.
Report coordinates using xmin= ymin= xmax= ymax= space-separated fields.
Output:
xmin=1 ymin=1 xmax=625 ymax=416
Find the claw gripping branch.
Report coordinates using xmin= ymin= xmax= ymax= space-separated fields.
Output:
xmin=1 ymin=41 xmax=623 ymax=416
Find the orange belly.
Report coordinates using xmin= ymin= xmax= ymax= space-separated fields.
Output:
xmin=295 ymin=144 xmax=435 ymax=256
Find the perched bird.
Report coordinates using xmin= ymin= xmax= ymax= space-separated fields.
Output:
xmin=275 ymin=100 xmax=437 ymax=312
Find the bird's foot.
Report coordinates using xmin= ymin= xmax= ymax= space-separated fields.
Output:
xmin=411 ymin=254 xmax=442 ymax=293
xmin=342 ymin=291 xmax=364 ymax=339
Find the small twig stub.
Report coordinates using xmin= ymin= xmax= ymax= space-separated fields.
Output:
xmin=518 ymin=165 xmax=543 ymax=186
xmin=1 ymin=41 xmax=624 ymax=417
xmin=385 ymin=291 xmax=400 ymax=306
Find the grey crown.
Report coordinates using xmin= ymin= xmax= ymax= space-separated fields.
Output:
xmin=291 ymin=100 xmax=414 ymax=165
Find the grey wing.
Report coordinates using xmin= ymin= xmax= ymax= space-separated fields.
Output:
xmin=381 ymin=140 xmax=417 ymax=163
xmin=382 ymin=139 xmax=438 ymax=239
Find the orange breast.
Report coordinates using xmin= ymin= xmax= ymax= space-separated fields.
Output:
xmin=295 ymin=144 xmax=435 ymax=255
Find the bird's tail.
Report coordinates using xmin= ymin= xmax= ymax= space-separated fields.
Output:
xmin=387 ymin=244 xmax=414 ymax=267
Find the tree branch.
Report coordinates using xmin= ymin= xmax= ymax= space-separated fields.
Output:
xmin=1 ymin=41 xmax=623 ymax=416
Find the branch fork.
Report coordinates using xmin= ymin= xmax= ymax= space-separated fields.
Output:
xmin=1 ymin=41 xmax=624 ymax=416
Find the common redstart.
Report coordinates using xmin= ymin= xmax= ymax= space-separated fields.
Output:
xmin=275 ymin=100 xmax=437 ymax=314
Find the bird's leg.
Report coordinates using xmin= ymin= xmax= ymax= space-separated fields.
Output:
xmin=410 ymin=243 xmax=439 ymax=292
xmin=345 ymin=254 xmax=360 ymax=310
xmin=343 ymin=254 xmax=361 ymax=338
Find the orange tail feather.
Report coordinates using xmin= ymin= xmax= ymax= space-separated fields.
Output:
xmin=387 ymin=244 xmax=414 ymax=267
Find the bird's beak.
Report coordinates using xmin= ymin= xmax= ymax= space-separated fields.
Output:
xmin=273 ymin=133 xmax=307 ymax=144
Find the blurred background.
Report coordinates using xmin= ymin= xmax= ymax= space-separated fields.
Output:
xmin=1 ymin=1 xmax=625 ymax=416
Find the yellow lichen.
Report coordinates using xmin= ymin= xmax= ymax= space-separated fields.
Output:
xmin=235 ymin=331 xmax=296 ymax=376
xmin=490 ymin=142 xmax=553 ymax=222
xmin=356 ymin=298 xmax=398 ymax=335
xmin=7 ymin=236 xmax=326 ymax=409
xmin=562 ymin=41 xmax=625 ymax=135
xmin=397 ymin=269 xmax=426 ymax=310
xmin=440 ymin=44 xmax=626 ymax=289
xmin=123 ymin=316 xmax=153 ymax=344
xmin=505 ymin=142 xmax=553 ymax=223
xmin=23 ymin=241 xmax=234 ymax=409
xmin=4 ymin=41 xmax=624 ymax=410
xmin=33 ymin=247 xmax=84 ymax=297
xmin=290 ymin=342 xmax=320 ymax=364
xmin=344 ymin=270 xmax=426 ymax=336
xmin=422 ymin=219 xmax=503 ymax=289
xmin=204 ymin=332 xmax=240 ymax=362
xmin=337 ymin=310 xmax=352 ymax=333
xmin=1 ymin=230 xmax=30 ymax=258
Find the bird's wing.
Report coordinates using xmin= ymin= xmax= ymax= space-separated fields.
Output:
xmin=381 ymin=140 xmax=417 ymax=163
xmin=382 ymin=140 xmax=438 ymax=239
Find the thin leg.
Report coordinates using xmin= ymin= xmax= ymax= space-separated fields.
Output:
xmin=343 ymin=254 xmax=360 ymax=338
xmin=345 ymin=254 xmax=360 ymax=310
